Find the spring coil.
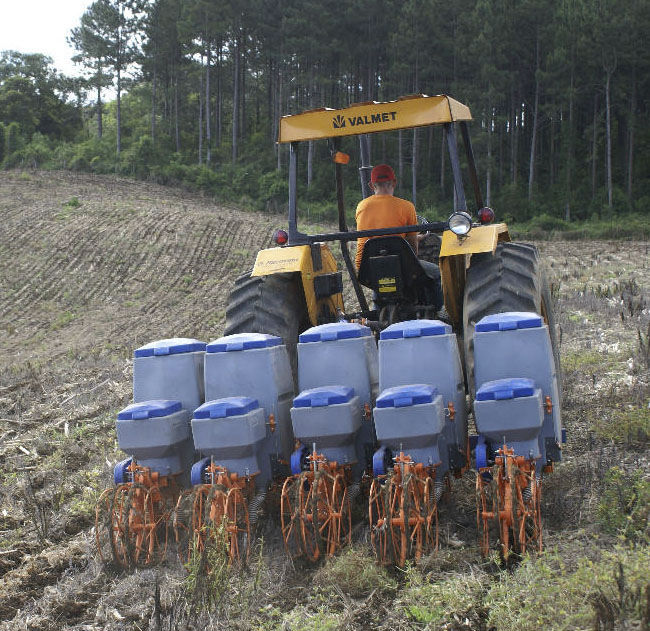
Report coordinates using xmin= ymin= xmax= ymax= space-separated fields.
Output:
xmin=522 ymin=485 xmax=532 ymax=504
xmin=247 ymin=490 xmax=267 ymax=525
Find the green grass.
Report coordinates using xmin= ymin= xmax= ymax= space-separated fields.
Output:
xmin=594 ymin=405 xmax=650 ymax=446
xmin=561 ymin=349 xmax=626 ymax=372
xmin=485 ymin=546 xmax=650 ymax=630
xmin=313 ymin=547 xmax=397 ymax=598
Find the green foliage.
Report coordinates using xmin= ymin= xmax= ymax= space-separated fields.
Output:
xmin=183 ymin=517 xmax=231 ymax=613
xmin=5 ymin=121 xmax=22 ymax=157
xmin=397 ymin=565 xmax=489 ymax=627
xmin=13 ymin=133 xmax=52 ymax=168
xmin=484 ymin=547 xmax=650 ymax=630
xmin=0 ymin=122 xmax=5 ymax=163
xmin=63 ymin=196 xmax=82 ymax=209
xmin=312 ymin=547 xmax=397 ymax=598
xmin=598 ymin=467 xmax=650 ymax=541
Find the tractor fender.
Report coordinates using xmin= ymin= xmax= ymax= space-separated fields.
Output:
xmin=251 ymin=244 xmax=344 ymax=326
xmin=438 ymin=224 xmax=510 ymax=328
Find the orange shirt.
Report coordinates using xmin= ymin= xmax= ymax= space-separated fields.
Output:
xmin=355 ymin=195 xmax=417 ymax=269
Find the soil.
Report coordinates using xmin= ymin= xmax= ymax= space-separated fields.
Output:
xmin=0 ymin=170 xmax=647 ymax=629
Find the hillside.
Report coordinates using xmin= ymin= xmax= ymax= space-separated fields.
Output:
xmin=0 ymin=170 xmax=648 ymax=630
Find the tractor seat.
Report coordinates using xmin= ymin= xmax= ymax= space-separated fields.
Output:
xmin=357 ymin=236 xmax=437 ymax=295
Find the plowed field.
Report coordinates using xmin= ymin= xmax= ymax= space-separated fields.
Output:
xmin=0 ymin=170 xmax=647 ymax=630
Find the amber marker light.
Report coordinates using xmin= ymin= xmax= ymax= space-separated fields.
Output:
xmin=333 ymin=151 xmax=350 ymax=164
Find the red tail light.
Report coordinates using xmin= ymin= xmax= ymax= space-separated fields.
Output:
xmin=273 ymin=229 xmax=289 ymax=245
xmin=478 ymin=207 xmax=495 ymax=224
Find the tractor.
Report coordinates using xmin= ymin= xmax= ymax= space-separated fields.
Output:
xmin=223 ymin=94 xmax=560 ymax=392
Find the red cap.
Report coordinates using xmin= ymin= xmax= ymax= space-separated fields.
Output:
xmin=370 ymin=164 xmax=396 ymax=184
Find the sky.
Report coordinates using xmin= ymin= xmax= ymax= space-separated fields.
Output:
xmin=1 ymin=0 xmax=92 ymax=76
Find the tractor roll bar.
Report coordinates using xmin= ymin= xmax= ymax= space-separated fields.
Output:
xmin=289 ymin=221 xmax=449 ymax=246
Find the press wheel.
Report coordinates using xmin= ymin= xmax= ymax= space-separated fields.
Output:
xmin=385 ymin=476 xmax=408 ymax=568
xmin=298 ymin=472 xmax=325 ymax=562
xmin=369 ymin=479 xmax=390 ymax=564
xmin=404 ymin=474 xmax=425 ymax=563
xmin=173 ymin=490 xmax=194 ymax=565
xmin=280 ymin=476 xmax=302 ymax=559
xmin=109 ymin=484 xmax=132 ymax=567
xmin=422 ymin=477 xmax=439 ymax=554
xmin=225 ymin=487 xmax=251 ymax=564
xmin=329 ymin=474 xmax=351 ymax=555
xmin=95 ymin=488 xmax=114 ymax=564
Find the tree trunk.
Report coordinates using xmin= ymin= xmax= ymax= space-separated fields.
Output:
xmin=549 ymin=113 xmax=554 ymax=187
xmin=241 ymin=41 xmax=246 ymax=142
xmin=565 ymin=63 xmax=575 ymax=221
xmin=440 ymin=126 xmax=446 ymax=193
xmin=605 ymin=68 xmax=613 ymax=209
xmin=276 ymin=63 xmax=282 ymax=170
xmin=116 ymin=68 xmax=121 ymax=155
xmin=307 ymin=141 xmax=313 ymax=189
xmin=591 ymin=92 xmax=599 ymax=202
xmin=205 ymin=45 xmax=211 ymax=164
xmin=151 ymin=65 xmax=156 ymax=146
xmin=528 ymin=34 xmax=540 ymax=201
xmin=412 ymin=128 xmax=417 ymax=206
xmin=232 ymin=39 xmax=239 ymax=164
xmin=398 ymin=129 xmax=403 ymax=186
xmin=198 ymin=63 xmax=204 ymax=165
xmin=486 ymin=109 xmax=492 ymax=206
xmin=626 ymin=77 xmax=636 ymax=200
xmin=96 ymin=80 xmax=103 ymax=139
xmin=217 ymin=42 xmax=222 ymax=146
xmin=174 ymin=73 xmax=180 ymax=152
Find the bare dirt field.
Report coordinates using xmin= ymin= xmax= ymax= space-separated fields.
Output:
xmin=0 ymin=170 xmax=648 ymax=630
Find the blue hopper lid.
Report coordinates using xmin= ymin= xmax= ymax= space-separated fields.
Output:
xmin=194 ymin=397 xmax=259 ymax=419
xmin=380 ymin=319 xmax=451 ymax=340
xmin=475 ymin=312 xmax=543 ymax=332
xmin=476 ymin=378 xmax=536 ymax=401
xmin=118 ymin=400 xmax=182 ymax=420
xmin=376 ymin=384 xmax=438 ymax=408
xmin=207 ymin=333 xmax=283 ymax=353
xmin=299 ymin=322 xmax=371 ymax=343
xmin=293 ymin=386 xmax=355 ymax=408
xmin=134 ymin=338 xmax=206 ymax=358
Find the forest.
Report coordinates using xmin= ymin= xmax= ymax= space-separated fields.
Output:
xmin=1 ymin=0 xmax=649 ymax=226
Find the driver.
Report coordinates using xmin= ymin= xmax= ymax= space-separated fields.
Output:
xmin=354 ymin=164 xmax=444 ymax=313
xmin=354 ymin=164 xmax=418 ymax=269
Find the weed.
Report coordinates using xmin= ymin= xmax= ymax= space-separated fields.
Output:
xmin=562 ymin=349 xmax=622 ymax=372
xmin=396 ymin=564 xmax=489 ymax=627
xmin=63 ymin=196 xmax=82 ymax=209
xmin=49 ymin=310 xmax=76 ymax=330
xmin=485 ymin=546 xmax=650 ymax=630
xmin=280 ymin=604 xmax=342 ymax=631
xmin=19 ymin=472 xmax=51 ymax=543
xmin=312 ymin=546 xmax=397 ymax=598
xmin=595 ymin=405 xmax=650 ymax=446
xmin=57 ymin=196 xmax=82 ymax=220
xmin=183 ymin=517 xmax=231 ymax=613
xmin=597 ymin=467 xmax=650 ymax=542
xmin=637 ymin=322 xmax=650 ymax=369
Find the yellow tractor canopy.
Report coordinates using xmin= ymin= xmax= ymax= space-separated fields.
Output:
xmin=278 ymin=94 xmax=472 ymax=144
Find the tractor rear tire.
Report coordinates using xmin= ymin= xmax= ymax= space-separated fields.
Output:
xmin=463 ymin=242 xmax=560 ymax=399
xmin=224 ymin=272 xmax=310 ymax=384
